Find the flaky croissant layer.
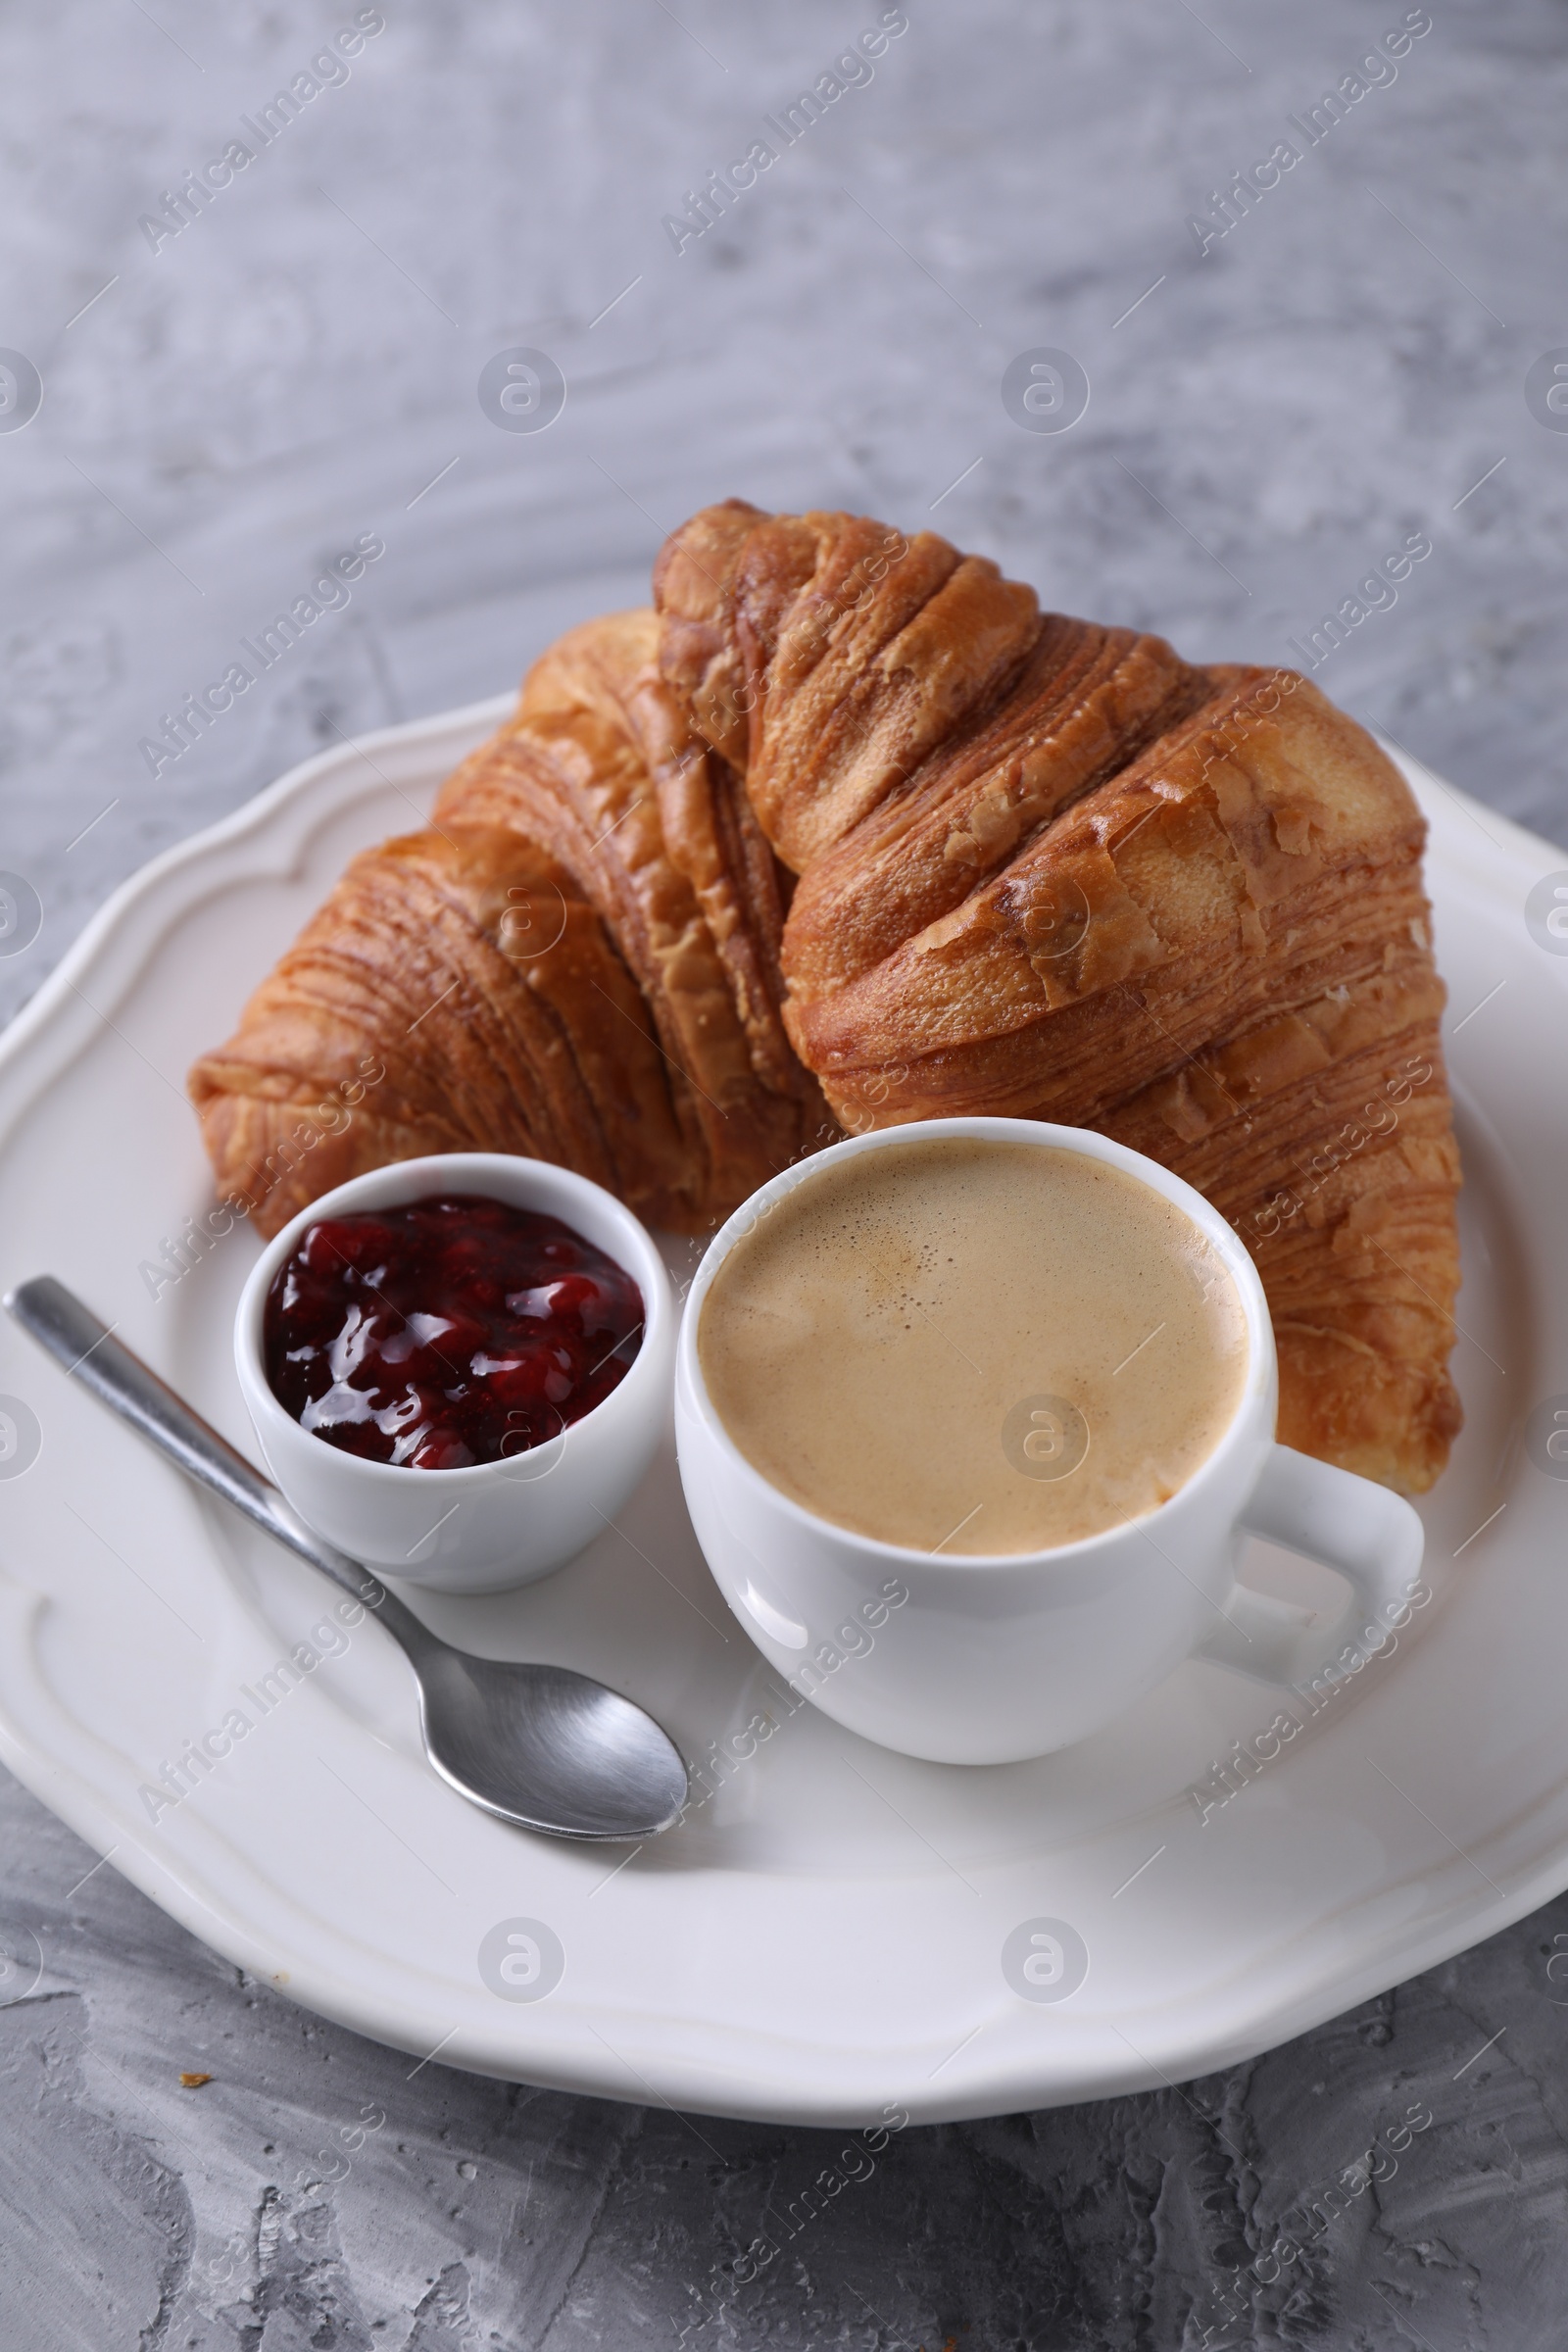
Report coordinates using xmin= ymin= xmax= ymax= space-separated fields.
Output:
xmin=191 ymin=501 xmax=1462 ymax=1494
xmin=188 ymin=612 xmax=832 ymax=1241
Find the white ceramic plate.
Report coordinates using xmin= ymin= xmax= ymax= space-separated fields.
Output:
xmin=0 ymin=699 xmax=1560 ymax=2128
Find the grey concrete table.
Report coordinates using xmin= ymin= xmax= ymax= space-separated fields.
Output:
xmin=3 ymin=1 xmax=1567 ymax=2343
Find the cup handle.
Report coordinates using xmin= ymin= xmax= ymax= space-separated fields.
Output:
xmin=1192 ymin=1444 xmax=1425 ymax=1689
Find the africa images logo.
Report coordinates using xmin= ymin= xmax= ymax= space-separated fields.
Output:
xmin=476 ymin=1918 xmax=564 ymax=2003
xmin=1002 ymin=1917 xmax=1090 ymax=2004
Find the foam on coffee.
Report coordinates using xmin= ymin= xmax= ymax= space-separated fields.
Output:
xmin=698 ymin=1137 xmax=1250 ymax=1555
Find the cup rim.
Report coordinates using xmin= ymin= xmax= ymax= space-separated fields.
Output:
xmin=676 ymin=1116 xmax=1276 ymax=1571
xmin=234 ymin=1151 xmax=671 ymax=1489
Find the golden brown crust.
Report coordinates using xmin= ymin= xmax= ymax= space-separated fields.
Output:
xmin=188 ymin=824 xmax=697 ymax=1236
xmin=433 ymin=610 xmax=831 ymax=1211
xmin=189 ymin=612 xmax=833 ymax=1240
xmin=653 ymin=503 xmax=1463 ymax=1493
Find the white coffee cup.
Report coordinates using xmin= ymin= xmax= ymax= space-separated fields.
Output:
xmin=235 ymin=1152 xmax=673 ymax=1595
xmin=674 ymin=1118 xmax=1425 ymax=1765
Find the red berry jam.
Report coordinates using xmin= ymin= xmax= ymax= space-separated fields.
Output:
xmin=263 ymin=1193 xmax=644 ymax=1471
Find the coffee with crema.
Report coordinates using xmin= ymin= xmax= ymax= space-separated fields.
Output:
xmin=698 ymin=1138 xmax=1250 ymax=1555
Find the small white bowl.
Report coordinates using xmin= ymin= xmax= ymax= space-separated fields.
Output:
xmin=235 ymin=1152 xmax=673 ymax=1595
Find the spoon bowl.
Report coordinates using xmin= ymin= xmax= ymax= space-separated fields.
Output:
xmin=417 ymin=1650 xmax=688 ymax=1839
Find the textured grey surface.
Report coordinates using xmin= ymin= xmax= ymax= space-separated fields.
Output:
xmin=3 ymin=0 xmax=1568 ymax=2343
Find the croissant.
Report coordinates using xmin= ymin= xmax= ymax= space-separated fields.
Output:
xmin=191 ymin=502 xmax=1463 ymax=1495
xmin=188 ymin=611 xmax=830 ymax=1239
xmin=653 ymin=501 xmax=1462 ymax=1494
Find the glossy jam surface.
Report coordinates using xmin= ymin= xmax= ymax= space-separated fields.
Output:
xmin=264 ymin=1193 xmax=643 ymax=1470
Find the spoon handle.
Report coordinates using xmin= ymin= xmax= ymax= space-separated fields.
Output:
xmin=4 ymin=1276 xmax=422 ymax=1647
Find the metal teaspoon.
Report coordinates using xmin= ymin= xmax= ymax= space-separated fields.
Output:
xmin=6 ymin=1277 xmax=689 ymax=1842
